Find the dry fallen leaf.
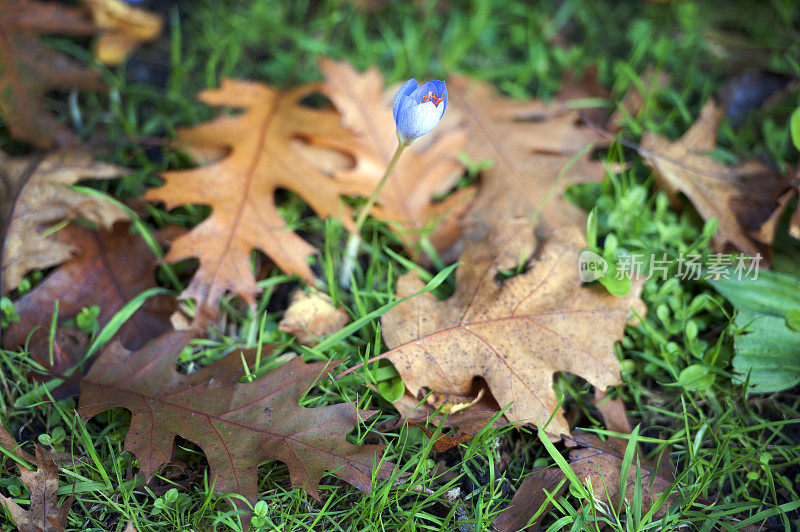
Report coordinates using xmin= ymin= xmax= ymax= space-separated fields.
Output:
xmin=0 ymin=0 xmax=104 ymax=148
xmin=82 ymin=0 xmax=163 ymax=66
xmin=494 ymin=467 xmax=566 ymax=532
xmin=447 ymin=75 xmax=609 ymax=252
xmin=0 ymin=424 xmax=34 ymax=463
xmin=78 ymin=331 xmax=392 ymax=526
xmin=278 ymin=289 xmax=349 ymax=346
xmin=0 ymin=443 xmax=73 ymax=532
xmin=791 ymin=206 xmax=800 ymax=241
xmin=642 ymin=100 xmax=792 ymax=256
xmin=566 ymin=430 xmax=674 ymax=513
xmin=0 ymin=150 xmax=127 ymax=293
xmin=319 ymin=59 xmax=472 ymax=256
xmin=382 ymin=225 xmax=643 ymax=438
xmin=144 ymin=78 xmax=375 ymax=325
xmin=3 ymin=224 xmax=175 ymax=395
xmin=593 ymin=390 xmax=634 ymax=435
xmin=388 ymin=382 xmax=504 ymax=452
xmin=497 ymin=431 xmax=674 ymax=531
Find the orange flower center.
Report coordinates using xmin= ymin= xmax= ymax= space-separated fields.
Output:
xmin=420 ymin=90 xmax=444 ymax=106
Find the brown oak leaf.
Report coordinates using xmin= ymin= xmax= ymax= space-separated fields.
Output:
xmin=318 ymin=58 xmax=472 ymax=256
xmin=496 ymin=431 xmax=674 ymax=531
xmin=494 ymin=467 xmax=566 ymax=532
xmin=144 ymin=79 xmax=375 ymax=325
xmin=82 ymin=0 xmax=163 ymax=66
xmin=0 ymin=442 xmax=73 ymax=532
xmin=0 ymin=0 xmax=104 ymax=148
xmin=0 ymin=424 xmax=34 ymax=463
xmin=78 ymin=331 xmax=392 ymax=526
xmin=1 ymin=150 xmax=127 ymax=293
xmin=2 ymin=223 xmax=175 ymax=396
xmin=381 ymin=225 xmax=643 ymax=438
xmin=642 ymin=100 xmax=792 ymax=257
xmin=447 ymin=75 xmax=609 ymax=255
xmin=565 ymin=430 xmax=674 ymax=514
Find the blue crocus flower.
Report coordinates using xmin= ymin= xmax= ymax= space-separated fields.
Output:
xmin=392 ymin=78 xmax=448 ymax=146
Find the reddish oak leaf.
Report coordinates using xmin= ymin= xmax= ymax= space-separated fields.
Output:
xmin=78 ymin=331 xmax=392 ymax=524
xmin=144 ymin=79 xmax=375 ymax=325
xmin=3 ymin=223 xmax=173 ymax=352
xmin=3 ymin=223 xmax=174 ymax=400
xmin=0 ymin=0 xmax=104 ymax=148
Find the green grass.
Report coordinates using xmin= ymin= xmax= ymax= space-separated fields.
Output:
xmin=2 ymin=0 xmax=800 ymax=530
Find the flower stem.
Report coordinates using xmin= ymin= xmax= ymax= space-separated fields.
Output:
xmin=340 ymin=143 xmax=406 ymax=288
xmin=354 ymin=143 xmax=405 ymax=233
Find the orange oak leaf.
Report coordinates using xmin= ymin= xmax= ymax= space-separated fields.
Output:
xmin=641 ymin=100 xmax=792 ymax=257
xmin=82 ymin=0 xmax=163 ymax=66
xmin=1 ymin=150 xmax=127 ymax=293
xmin=0 ymin=0 xmax=104 ymax=148
xmin=144 ymin=79 xmax=374 ymax=325
xmin=0 ymin=442 xmax=73 ymax=532
xmin=78 ymin=331 xmax=391 ymax=526
xmin=318 ymin=58 xmax=472 ymax=256
xmin=381 ymin=226 xmax=643 ymax=438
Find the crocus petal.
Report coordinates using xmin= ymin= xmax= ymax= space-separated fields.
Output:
xmin=393 ymin=78 xmax=418 ymax=123
xmin=435 ymin=100 xmax=446 ymax=120
xmin=430 ymin=80 xmax=448 ymax=114
xmin=396 ymin=100 xmax=441 ymax=144
xmin=410 ymin=79 xmax=448 ymax=114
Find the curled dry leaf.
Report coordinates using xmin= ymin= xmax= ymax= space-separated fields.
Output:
xmin=2 ymin=223 xmax=175 ymax=397
xmin=389 ymin=382 xmax=504 ymax=452
xmin=318 ymin=59 xmax=472 ymax=257
xmin=0 ymin=442 xmax=73 ymax=532
xmin=0 ymin=0 xmax=104 ymax=148
xmin=382 ymin=225 xmax=644 ymax=438
xmin=0 ymin=150 xmax=127 ymax=293
xmin=642 ymin=100 xmax=793 ymax=257
xmin=78 ymin=331 xmax=392 ymax=526
xmin=144 ymin=78 xmax=375 ymax=325
xmin=82 ymin=0 xmax=163 ymax=66
xmin=278 ymin=289 xmax=349 ymax=346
